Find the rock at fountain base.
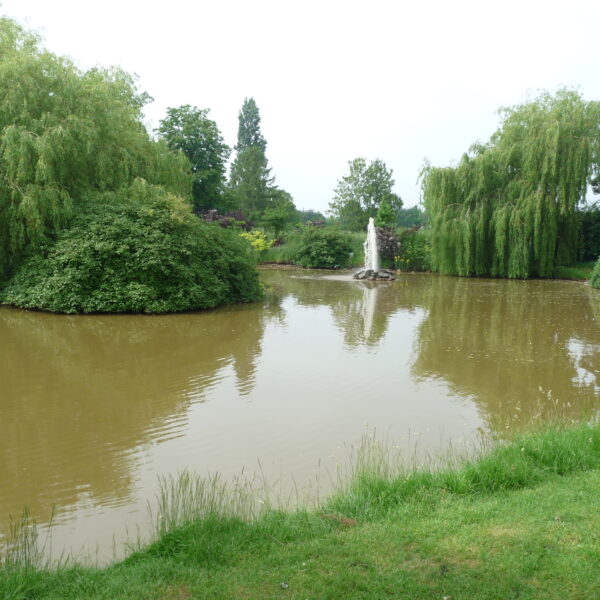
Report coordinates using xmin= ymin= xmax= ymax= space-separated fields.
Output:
xmin=353 ymin=268 xmax=395 ymax=281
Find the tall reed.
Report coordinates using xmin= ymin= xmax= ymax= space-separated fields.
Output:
xmin=148 ymin=470 xmax=266 ymax=539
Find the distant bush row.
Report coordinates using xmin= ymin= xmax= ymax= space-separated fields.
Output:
xmin=256 ymin=224 xmax=432 ymax=271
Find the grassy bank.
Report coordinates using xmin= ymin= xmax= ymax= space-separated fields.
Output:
xmin=2 ymin=424 xmax=600 ymax=599
xmin=553 ymin=261 xmax=596 ymax=281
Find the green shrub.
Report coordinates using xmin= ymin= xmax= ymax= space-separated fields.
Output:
xmin=346 ymin=231 xmax=366 ymax=267
xmin=589 ymin=256 xmax=600 ymax=288
xmin=260 ymin=229 xmax=305 ymax=264
xmin=239 ymin=229 xmax=274 ymax=253
xmin=260 ymin=227 xmax=363 ymax=267
xmin=395 ymin=229 xmax=431 ymax=272
xmin=292 ymin=227 xmax=354 ymax=269
xmin=1 ymin=180 xmax=263 ymax=313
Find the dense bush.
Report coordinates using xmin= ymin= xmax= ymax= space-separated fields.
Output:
xmin=292 ymin=227 xmax=354 ymax=269
xmin=589 ymin=257 xmax=600 ymax=289
xmin=395 ymin=229 xmax=431 ymax=272
xmin=261 ymin=228 xmax=363 ymax=267
xmin=396 ymin=206 xmax=428 ymax=228
xmin=1 ymin=180 xmax=263 ymax=313
xmin=202 ymin=209 xmax=253 ymax=231
xmin=376 ymin=226 xmax=400 ymax=266
xmin=239 ymin=229 xmax=274 ymax=253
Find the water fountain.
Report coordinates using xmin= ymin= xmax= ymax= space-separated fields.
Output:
xmin=353 ymin=217 xmax=396 ymax=280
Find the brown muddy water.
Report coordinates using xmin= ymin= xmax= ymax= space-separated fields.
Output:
xmin=1 ymin=270 xmax=599 ymax=562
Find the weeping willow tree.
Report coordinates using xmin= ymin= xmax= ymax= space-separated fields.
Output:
xmin=421 ymin=90 xmax=600 ymax=278
xmin=0 ymin=17 xmax=191 ymax=279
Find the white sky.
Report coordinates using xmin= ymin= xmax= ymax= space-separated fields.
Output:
xmin=2 ymin=0 xmax=600 ymax=212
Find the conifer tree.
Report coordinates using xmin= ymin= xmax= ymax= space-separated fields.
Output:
xmin=376 ymin=197 xmax=396 ymax=227
xmin=230 ymin=146 xmax=275 ymax=217
xmin=235 ymin=97 xmax=267 ymax=153
xmin=229 ymin=97 xmax=293 ymax=222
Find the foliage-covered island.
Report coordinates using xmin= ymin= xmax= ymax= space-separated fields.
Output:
xmin=0 ymin=17 xmax=262 ymax=313
xmin=2 ymin=181 xmax=262 ymax=313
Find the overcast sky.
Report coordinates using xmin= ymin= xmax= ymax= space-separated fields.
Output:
xmin=2 ymin=0 xmax=600 ymax=213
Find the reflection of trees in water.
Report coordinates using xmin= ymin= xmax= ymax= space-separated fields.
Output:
xmin=587 ymin=288 xmax=600 ymax=334
xmin=263 ymin=271 xmax=600 ymax=434
xmin=261 ymin=283 xmax=287 ymax=327
xmin=0 ymin=302 xmax=268 ymax=519
xmin=261 ymin=271 xmax=435 ymax=348
xmin=413 ymin=277 xmax=600 ymax=433
xmin=576 ymin=288 xmax=600 ymax=392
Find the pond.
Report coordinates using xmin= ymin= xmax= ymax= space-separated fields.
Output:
xmin=1 ymin=270 xmax=599 ymax=562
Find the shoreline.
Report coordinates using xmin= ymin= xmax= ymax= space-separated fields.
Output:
xmin=2 ymin=423 xmax=599 ymax=599
xmin=258 ymin=262 xmax=592 ymax=282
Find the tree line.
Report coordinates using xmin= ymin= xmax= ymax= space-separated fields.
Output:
xmin=3 ymin=12 xmax=600 ymax=298
xmin=157 ymin=100 xmax=421 ymax=235
xmin=157 ymin=98 xmax=298 ymax=236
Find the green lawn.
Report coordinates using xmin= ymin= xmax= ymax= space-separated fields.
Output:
xmin=553 ymin=261 xmax=596 ymax=280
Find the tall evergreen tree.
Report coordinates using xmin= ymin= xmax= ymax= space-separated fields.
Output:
xmin=230 ymin=146 xmax=275 ymax=217
xmin=421 ymin=89 xmax=600 ymax=278
xmin=229 ymin=97 xmax=295 ymax=222
xmin=235 ymin=97 xmax=266 ymax=153
xmin=376 ymin=197 xmax=396 ymax=227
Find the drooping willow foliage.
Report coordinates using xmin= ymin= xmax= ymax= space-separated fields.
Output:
xmin=421 ymin=90 xmax=600 ymax=278
xmin=0 ymin=17 xmax=191 ymax=279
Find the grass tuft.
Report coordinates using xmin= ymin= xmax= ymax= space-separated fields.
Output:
xmin=149 ymin=470 xmax=259 ymax=539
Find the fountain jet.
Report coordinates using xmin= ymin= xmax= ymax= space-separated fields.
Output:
xmin=353 ymin=217 xmax=395 ymax=280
